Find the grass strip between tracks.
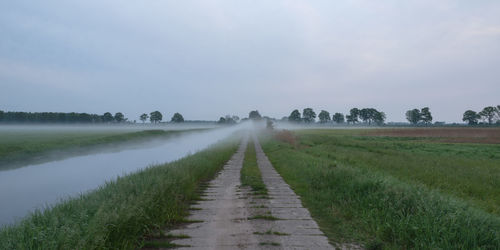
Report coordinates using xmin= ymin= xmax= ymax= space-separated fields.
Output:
xmin=241 ymin=139 xmax=268 ymax=196
xmin=0 ymin=134 xmax=240 ymax=249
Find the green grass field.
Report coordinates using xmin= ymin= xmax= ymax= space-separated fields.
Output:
xmin=261 ymin=129 xmax=500 ymax=249
xmin=0 ymin=128 xmax=191 ymax=170
xmin=0 ymin=133 xmax=240 ymax=249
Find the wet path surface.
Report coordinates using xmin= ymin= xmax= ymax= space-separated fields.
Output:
xmin=167 ymin=134 xmax=333 ymax=249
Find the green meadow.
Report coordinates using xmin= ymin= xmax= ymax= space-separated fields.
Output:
xmin=261 ymin=129 xmax=500 ymax=249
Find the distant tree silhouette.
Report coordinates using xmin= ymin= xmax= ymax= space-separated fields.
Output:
xmin=318 ymin=110 xmax=331 ymax=123
xmin=114 ymin=112 xmax=125 ymax=123
xmin=0 ymin=110 xmax=128 ymax=124
xmin=218 ymin=117 xmax=226 ymax=124
xmin=421 ymin=107 xmax=433 ymax=124
xmin=373 ymin=111 xmax=386 ymax=125
xmin=302 ymin=108 xmax=316 ymax=123
xmin=406 ymin=109 xmax=421 ymax=125
xmin=346 ymin=115 xmax=354 ymax=124
xmin=150 ymin=111 xmax=163 ymax=124
xmin=405 ymin=107 xmax=432 ymax=125
xmin=224 ymin=115 xmax=237 ymax=124
xmin=288 ymin=109 xmax=301 ymax=123
xmin=358 ymin=108 xmax=385 ymax=125
xmin=348 ymin=108 xmax=360 ymax=124
xmin=463 ymin=110 xmax=480 ymax=125
xmin=249 ymin=110 xmax=262 ymax=120
xmin=103 ymin=112 xmax=114 ymax=123
xmin=171 ymin=113 xmax=184 ymax=123
xmin=140 ymin=113 xmax=149 ymax=123
xmin=332 ymin=113 xmax=344 ymax=123
xmin=479 ymin=106 xmax=497 ymax=124
xmin=359 ymin=109 xmax=369 ymax=124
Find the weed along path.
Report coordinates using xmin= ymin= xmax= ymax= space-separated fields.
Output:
xmin=164 ymin=134 xmax=333 ymax=249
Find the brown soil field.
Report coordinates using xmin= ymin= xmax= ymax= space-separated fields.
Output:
xmin=363 ymin=127 xmax=500 ymax=144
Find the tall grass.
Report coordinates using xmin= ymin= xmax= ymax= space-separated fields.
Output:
xmin=0 ymin=135 xmax=239 ymax=249
xmin=295 ymin=130 xmax=500 ymax=215
xmin=261 ymin=132 xmax=500 ymax=249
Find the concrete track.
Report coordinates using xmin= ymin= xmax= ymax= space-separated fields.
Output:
xmin=167 ymin=133 xmax=333 ymax=249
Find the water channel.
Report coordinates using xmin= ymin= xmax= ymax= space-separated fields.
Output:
xmin=0 ymin=126 xmax=242 ymax=226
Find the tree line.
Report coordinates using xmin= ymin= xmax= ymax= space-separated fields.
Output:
xmin=462 ymin=105 xmax=500 ymax=125
xmin=4 ymin=106 xmax=499 ymax=125
xmin=139 ymin=111 xmax=187 ymax=124
xmin=0 ymin=111 xmax=127 ymax=124
xmin=0 ymin=110 xmax=188 ymax=124
xmin=218 ymin=110 xmax=263 ymax=124
xmin=287 ymin=108 xmax=386 ymax=125
xmin=217 ymin=115 xmax=240 ymax=124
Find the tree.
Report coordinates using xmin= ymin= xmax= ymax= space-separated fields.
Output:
xmin=332 ymin=113 xmax=344 ymax=123
xmin=103 ymin=112 xmax=114 ymax=123
xmin=421 ymin=107 xmax=432 ymax=124
xmin=150 ymin=111 xmax=163 ymax=124
xmin=217 ymin=117 xmax=226 ymax=124
xmin=406 ymin=109 xmax=421 ymax=125
xmin=171 ymin=113 xmax=184 ymax=123
xmin=346 ymin=115 xmax=353 ymax=124
xmin=318 ymin=110 xmax=331 ymax=123
xmin=114 ymin=112 xmax=125 ymax=123
xmin=140 ymin=113 xmax=149 ymax=123
xmin=288 ymin=109 xmax=301 ymax=123
xmin=358 ymin=108 xmax=384 ymax=125
xmin=0 ymin=110 xmax=4 ymax=121
xmin=249 ymin=110 xmax=262 ymax=120
xmin=373 ymin=111 xmax=386 ymax=125
xmin=348 ymin=108 xmax=359 ymax=124
xmin=302 ymin=108 xmax=316 ymax=123
xmin=224 ymin=115 xmax=236 ymax=124
xmin=479 ymin=106 xmax=497 ymax=124
xmin=232 ymin=116 xmax=240 ymax=123
xmin=359 ymin=108 xmax=370 ymax=124
xmin=463 ymin=110 xmax=479 ymax=125
xmin=79 ymin=113 xmax=92 ymax=123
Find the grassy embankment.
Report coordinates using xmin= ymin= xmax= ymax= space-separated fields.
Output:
xmin=240 ymin=139 xmax=267 ymax=196
xmin=0 ymin=134 xmax=240 ymax=249
xmin=0 ymin=129 xmax=191 ymax=170
xmin=261 ymin=129 xmax=500 ymax=249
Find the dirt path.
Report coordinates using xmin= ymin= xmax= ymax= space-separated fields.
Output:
xmin=167 ymin=134 xmax=333 ymax=249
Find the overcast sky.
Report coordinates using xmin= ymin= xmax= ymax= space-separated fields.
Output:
xmin=1 ymin=1 xmax=499 ymax=122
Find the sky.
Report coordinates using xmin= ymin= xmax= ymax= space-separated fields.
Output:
xmin=1 ymin=0 xmax=499 ymax=123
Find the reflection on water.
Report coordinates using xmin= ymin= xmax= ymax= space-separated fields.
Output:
xmin=0 ymin=125 xmax=244 ymax=226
